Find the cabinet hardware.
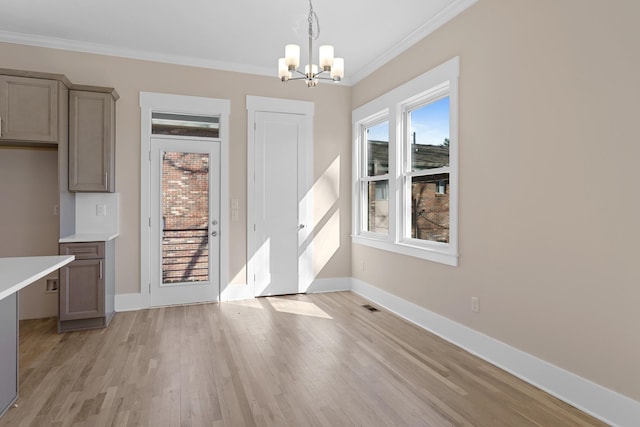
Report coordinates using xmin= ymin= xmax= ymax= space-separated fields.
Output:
xmin=99 ymin=260 xmax=103 ymax=279
xmin=0 ymin=116 xmax=2 ymax=137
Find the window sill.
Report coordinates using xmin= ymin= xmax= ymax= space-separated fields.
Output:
xmin=352 ymin=235 xmax=458 ymax=266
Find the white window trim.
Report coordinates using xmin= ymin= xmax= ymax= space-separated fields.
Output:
xmin=352 ymin=57 xmax=459 ymax=266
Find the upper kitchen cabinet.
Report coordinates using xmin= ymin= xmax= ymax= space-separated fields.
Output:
xmin=69 ymin=90 xmax=117 ymax=192
xmin=0 ymin=75 xmax=63 ymax=145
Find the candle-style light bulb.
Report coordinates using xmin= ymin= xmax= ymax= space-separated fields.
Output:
xmin=331 ymin=58 xmax=344 ymax=81
xmin=284 ymin=44 xmax=300 ymax=70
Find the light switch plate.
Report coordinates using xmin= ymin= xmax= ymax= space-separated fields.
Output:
xmin=96 ymin=204 xmax=107 ymax=216
xmin=231 ymin=198 xmax=239 ymax=210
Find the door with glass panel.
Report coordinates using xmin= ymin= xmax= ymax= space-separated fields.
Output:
xmin=149 ymin=114 xmax=220 ymax=306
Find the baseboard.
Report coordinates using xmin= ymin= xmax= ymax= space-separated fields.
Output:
xmin=303 ymin=277 xmax=352 ymax=294
xmin=350 ymin=278 xmax=640 ymax=427
xmin=114 ymin=292 xmax=148 ymax=312
xmin=220 ymin=283 xmax=252 ymax=302
xmin=117 ymin=278 xmax=351 ymax=308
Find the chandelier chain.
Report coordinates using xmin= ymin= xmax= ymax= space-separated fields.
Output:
xmin=308 ymin=0 xmax=320 ymax=40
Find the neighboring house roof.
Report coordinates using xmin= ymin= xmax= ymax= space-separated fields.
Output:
xmin=368 ymin=140 xmax=449 ymax=174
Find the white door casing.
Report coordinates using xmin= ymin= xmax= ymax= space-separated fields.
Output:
xmin=137 ymin=92 xmax=230 ymax=310
xmin=150 ymin=137 xmax=220 ymax=306
xmin=246 ymin=96 xmax=314 ymax=298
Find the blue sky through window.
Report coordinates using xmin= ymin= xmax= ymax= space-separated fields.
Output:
xmin=367 ymin=96 xmax=449 ymax=146
xmin=367 ymin=121 xmax=388 ymax=143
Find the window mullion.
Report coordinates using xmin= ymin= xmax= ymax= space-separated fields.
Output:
xmin=388 ymin=103 xmax=401 ymax=244
xmin=402 ymin=109 xmax=411 ymax=242
xmin=359 ymin=179 xmax=367 ymax=234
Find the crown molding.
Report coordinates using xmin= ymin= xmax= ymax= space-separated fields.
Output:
xmin=0 ymin=29 xmax=275 ymax=79
xmin=348 ymin=0 xmax=478 ymax=85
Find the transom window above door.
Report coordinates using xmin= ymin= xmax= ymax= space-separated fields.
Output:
xmin=151 ymin=112 xmax=220 ymax=138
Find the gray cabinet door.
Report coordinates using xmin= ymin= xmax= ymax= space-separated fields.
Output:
xmin=0 ymin=293 xmax=17 ymax=418
xmin=69 ymin=90 xmax=115 ymax=192
xmin=59 ymin=259 xmax=105 ymax=321
xmin=0 ymin=75 xmax=58 ymax=143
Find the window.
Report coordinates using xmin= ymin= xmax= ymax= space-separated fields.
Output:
xmin=151 ymin=112 xmax=220 ymax=138
xmin=361 ymin=119 xmax=389 ymax=235
xmin=404 ymin=95 xmax=450 ymax=244
xmin=352 ymin=57 xmax=459 ymax=266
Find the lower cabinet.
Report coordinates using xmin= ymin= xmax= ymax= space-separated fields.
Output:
xmin=59 ymin=240 xmax=115 ymax=332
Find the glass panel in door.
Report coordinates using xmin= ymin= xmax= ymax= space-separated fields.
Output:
xmin=161 ymin=151 xmax=209 ymax=285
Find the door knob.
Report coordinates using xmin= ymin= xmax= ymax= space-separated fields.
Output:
xmin=211 ymin=231 xmax=218 ymax=237
xmin=298 ymin=224 xmax=306 ymax=230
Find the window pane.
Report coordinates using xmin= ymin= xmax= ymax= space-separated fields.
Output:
xmin=152 ymin=112 xmax=220 ymax=138
xmin=410 ymin=173 xmax=449 ymax=243
xmin=366 ymin=121 xmax=389 ymax=176
xmin=367 ymin=180 xmax=389 ymax=234
xmin=409 ymin=97 xmax=449 ymax=171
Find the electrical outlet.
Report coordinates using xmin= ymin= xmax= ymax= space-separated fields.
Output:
xmin=46 ymin=278 xmax=59 ymax=293
xmin=231 ymin=209 xmax=239 ymax=222
xmin=471 ymin=296 xmax=480 ymax=313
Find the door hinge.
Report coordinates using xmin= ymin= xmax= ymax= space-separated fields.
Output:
xmin=254 ymin=122 xmax=256 ymax=130
xmin=149 ymin=151 xmax=152 ymax=161
xmin=254 ymin=224 xmax=256 ymax=231
xmin=148 ymin=283 xmax=151 ymax=293
xmin=148 ymin=217 xmax=151 ymax=227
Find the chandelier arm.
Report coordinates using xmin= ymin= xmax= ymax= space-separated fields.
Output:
xmin=286 ymin=76 xmax=310 ymax=81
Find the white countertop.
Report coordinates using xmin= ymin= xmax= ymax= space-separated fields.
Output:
xmin=0 ymin=256 xmax=75 ymax=301
xmin=59 ymin=232 xmax=119 ymax=243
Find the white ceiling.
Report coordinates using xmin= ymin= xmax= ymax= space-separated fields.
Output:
xmin=0 ymin=0 xmax=476 ymax=85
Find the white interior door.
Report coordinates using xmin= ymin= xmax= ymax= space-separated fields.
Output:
xmin=254 ymin=112 xmax=307 ymax=296
xmin=150 ymin=137 xmax=220 ymax=306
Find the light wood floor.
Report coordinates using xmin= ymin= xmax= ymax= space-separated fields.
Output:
xmin=2 ymin=292 xmax=605 ymax=427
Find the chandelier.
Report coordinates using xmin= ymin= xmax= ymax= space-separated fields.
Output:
xmin=278 ymin=0 xmax=344 ymax=87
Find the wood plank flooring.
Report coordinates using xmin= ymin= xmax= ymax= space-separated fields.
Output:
xmin=1 ymin=292 xmax=606 ymax=426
